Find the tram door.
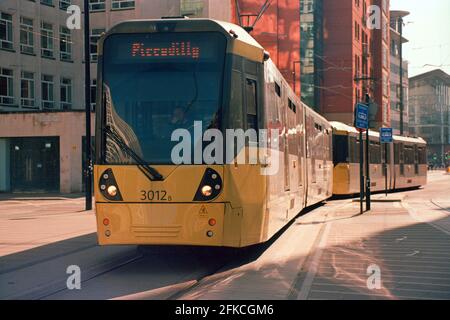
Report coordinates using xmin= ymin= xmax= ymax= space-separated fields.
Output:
xmin=400 ymin=143 xmax=405 ymax=176
xmin=298 ymin=105 xmax=306 ymax=207
xmin=414 ymin=145 xmax=419 ymax=174
xmin=281 ymin=89 xmax=290 ymax=192
xmin=298 ymin=104 xmax=305 ymax=189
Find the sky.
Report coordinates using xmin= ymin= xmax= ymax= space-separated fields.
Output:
xmin=390 ymin=0 xmax=450 ymax=77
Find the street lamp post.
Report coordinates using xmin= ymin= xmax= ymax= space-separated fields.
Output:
xmin=398 ymin=16 xmax=404 ymax=136
xmin=84 ymin=0 xmax=92 ymax=211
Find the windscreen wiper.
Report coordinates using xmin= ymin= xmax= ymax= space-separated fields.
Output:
xmin=103 ymin=125 xmax=164 ymax=181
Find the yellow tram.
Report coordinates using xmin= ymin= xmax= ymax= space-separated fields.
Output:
xmin=331 ymin=122 xmax=427 ymax=195
xmin=93 ymin=18 xmax=333 ymax=248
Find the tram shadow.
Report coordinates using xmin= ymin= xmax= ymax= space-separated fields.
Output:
xmin=137 ymin=201 xmax=327 ymax=274
xmin=53 ymin=203 xmax=327 ymax=300
xmin=2 ymin=203 xmax=326 ymax=300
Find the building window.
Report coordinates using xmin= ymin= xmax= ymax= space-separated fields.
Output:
xmin=0 ymin=12 xmax=13 ymax=50
xmin=90 ymin=0 xmax=106 ymax=12
xmin=90 ymin=79 xmax=97 ymax=110
xmin=41 ymin=22 xmax=54 ymax=58
xmin=21 ymin=71 xmax=35 ymax=108
xmin=0 ymin=68 xmax=14 ymax=105
xmin=60 ymin=77 xmax=72 ymax=110
xmin=383 ymin=74 xmax=389 ymax=97
xmin=180 ymin=0 xmax=204 ymax=17
xmin=90 ymin=28 xmax=105 ymax=62
xmin=60 ymin=26 xmax=72 ymax=61
xmin=41 ymin=74 xmax=54 ymax=109
xmin=59 ymin=0 xmax=71 ymax=10
xmin=41 ymin=0 xmax=54 ymax=6
xmin=20 ymin=17 xmax=34 ymax=55
xmin=111 ymin=0 xmax=135 ymax=10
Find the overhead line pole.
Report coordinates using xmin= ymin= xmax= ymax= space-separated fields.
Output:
xmin=365 ymin=97 xmax=371 ymax=211
xmin=84 ymin=0 xmax=92 ymax=211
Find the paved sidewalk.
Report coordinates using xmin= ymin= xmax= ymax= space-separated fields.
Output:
xmin=0 ymin=197 xmax=95 ymax=256
xmin=179 ymin=174 xmax=450 ymax=300
xmin=303 ymin=200 xmax=450 ymax=299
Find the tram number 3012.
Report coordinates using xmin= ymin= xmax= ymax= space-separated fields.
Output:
xmin=140 ymin=190 xmax=172 ymax=202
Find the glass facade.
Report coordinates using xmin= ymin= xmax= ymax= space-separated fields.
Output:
xmin=300 ymin=0 xmax=323 ymax=112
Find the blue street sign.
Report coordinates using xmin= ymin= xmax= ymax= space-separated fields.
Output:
xmin=380 ymin=128 xmax=393 ymax=143
xmin=355 ymin=103 xmax=369 ymax=130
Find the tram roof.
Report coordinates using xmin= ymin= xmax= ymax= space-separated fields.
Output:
xmin=98 ymin=18 xmax=265 ymax=63
xmin=330 ymin=122 xmax=426 ymax=145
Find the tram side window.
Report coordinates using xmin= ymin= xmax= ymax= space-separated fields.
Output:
xmin=288 ymin=98 xmax=297 ymax=113
xmin=404 ymin=146 xmax=415 ymax=164
xmin=245 ymin=78 xmax=258 ymax=133
xmin=394 ymin=143 xmax=400 ymax=164
xmin=229 ymin=70 xmax=244 ymax=129
xmin=349 ymin=137 xmax=360 ymax=163
xmin=333 ymin=135 xmax=349 ymax=164
xmin=370 ymin=141 xmax=382 ymax=164
xmin=275 ymin=82 xmax=281 ymax=97
xmin=418 ymin=147 xmax=427 ymax=164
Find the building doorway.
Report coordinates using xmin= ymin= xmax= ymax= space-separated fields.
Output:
xmin=10 ymin=137 xmax=60 ymax=192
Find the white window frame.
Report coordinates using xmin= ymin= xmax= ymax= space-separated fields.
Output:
xmin=59 ymin=0 xmax=71 ymax=11
xmin=0 ymin=12 xmax=13 ymax=50
xmin=111 ymin=0 xmax=135 ymax=10
xmin=21 ymin=71 xmax=36 ymax=108
xmin=0 ymin=68 xmax=14 ymax=105
xmin=90 ymin=0 xmax=106 ymax=12
xmin=41 ymin=21 xmax=54 ymax=58
xmin=41 ymin=74 xmax=54 ymax=109
xmin=90 ymin=78 xmax=97 ymax=110
xmin=60 ymin=77 xmax=72 ymax=110
xmin=60 ymin=26 xmax=72 ymax=61
xmin=20 ymin=17 xmax=34 ymax=55
xmin=90 ymin=29 xmax=105 ymax=62
xmin=41 ymin=0 xmax=54 ymax=6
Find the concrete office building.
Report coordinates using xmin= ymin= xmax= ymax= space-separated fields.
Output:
xmin=389 ymin=10 xmax=409 ymax=136
xmin=0 ymin=0 xmax=85 ymax=112
xmin=0 ymin=0 xmax=91 ymax=193
xmin=409 ymin=69 xmax=450 ymax=167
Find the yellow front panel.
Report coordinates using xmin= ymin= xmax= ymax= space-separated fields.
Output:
xmin=97 ymin=203 xmax=224 ymax=246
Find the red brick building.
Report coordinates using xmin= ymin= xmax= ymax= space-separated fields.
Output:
xmin=230 ymin=0 xmax=301 ymax=94
xmin=372 ymin=0 xmax=391 ymax=128
xmin=320 ymin=0 xmax=390 ymax=129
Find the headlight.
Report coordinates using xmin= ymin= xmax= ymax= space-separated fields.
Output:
xmin=99 ymin=169 xmax=123 ymax=201
xmin=201 ymin=185 xmax=213 ymax=197
xmin=193 ymin=168 xmax=223 ymax=202
xmin=107 ymin=185 xmax=118 ymax=197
